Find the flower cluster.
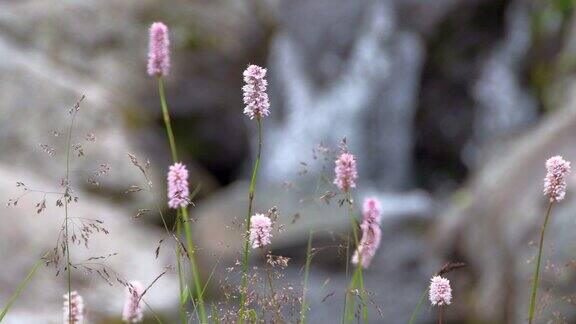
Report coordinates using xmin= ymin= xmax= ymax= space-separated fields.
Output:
xmin=167 ymin=162 xmax=190 ymax=209
xmin=429 ymin=276 xmax=452 ymax=306
xmin=543 ymin=155 xmax=571 ymax=202
xmin=147 ymin=22 xmax=170 ymax=77
xmin=249 ymin=213 xmax=272 ymax=249
xmin=352 ymin=198 xmax=382 ymax=268
xmin=334 ymin=152 xmax=358 ymax=192
xmin=63 ymin=291 xmax=84 ymax=324
xmin=122 ymin=281 xmax=144 ymax=323
xmin=242 ymin=65 xmax=270 ymax=119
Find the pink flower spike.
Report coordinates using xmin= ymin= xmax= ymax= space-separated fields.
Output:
xmin=334 ymin=152 xmax=358 ymax=192
xmin=167 ymin=162 xmax=190 ymax=209
xmin=122 ymin=281 xmax=144 ymax=323
xmin=249 ymin=213 xmax=272 ymax=249
xmin=361 ymin=198 xmax=382 ymax=226
xmin=429 ymin=276 xmax=452 ymax=306
xmin=351 ymin=225 xmax=381 ymax=268
xmin=147 ymin=22 xmax=170 ymax=77
xmin=543 ymin=155 xmax=571 ymax=202
xmin=352 ymin=198 xmax=382 ymax=268
xmin=242 ymin=64 xmax=270 ymax=119
xmin=63 ymin=291 xmax=84 ymax=324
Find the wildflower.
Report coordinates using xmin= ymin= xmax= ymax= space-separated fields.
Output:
xmin=242 ymin=65 xmax=270 ymax=119
xmin=334 ymin=152 xmax=358 ymax=192
xmin=352 ymin=198 xmax=382 ymax=268
xmin=249 ymin=213 xmax=272 ymax=249
xmin=63 ymin=291 xmax=84 ymax=324
xmin=543 ymin=155 xmax=571 ymax=202
xmin=147 ymin=22 xmax=170 ymax=77
xmin=122 ymin=281 xmax=144 ymax=323
xmin=167 ymin=162 xmax=189 ymax=209
xmin=429 ymin=276 xmax=452 ymax=306
xmin=360 ymin=198 xmax=381 ymax=226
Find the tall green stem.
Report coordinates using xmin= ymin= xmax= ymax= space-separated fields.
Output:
xmin=528 ymin=202 xmax=554 ymax=324
xmin=181 ymin=207 xmax=207 ymax=322
xmin=157 ymin=77 xmax=207 ymax=323
xmin=176 ymin=214 xmax=186 ymax=324
xmin=64 ymin=109 xmax=77 ymax=323
xmin=300 ymin=231 xmax=314 ymax=324
xmin=343 ymin=192 xmax=368 ymax=323
xmin=158 ymin=78 xmax=178 ymax=162
xmin=341 ymin=192 xmax=351 ymax=324
xmin=238 ymin=118 xmax=263 ymax=323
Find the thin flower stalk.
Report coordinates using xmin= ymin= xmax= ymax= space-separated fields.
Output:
xmin=175 ymin=212 xmax=187 ymax=324
xmin=528 ymin=155 xmax=571 ymax=324
xmin=343 ymin=191 xmax=368 ymax=323
xmin=155 ymin=72 xmax=207 ymax=322
xmin=528 ymin=202 xmax=553 ymax=324
xmin=299 ymin=231 xmax=314 ymax=324
xmin=238 ymin=118 xmax=263 ymax=323
xmin=239 ymin=65 xmax=270 ymax=322
xmin=64 ymin=102 xmax=80 ymax=323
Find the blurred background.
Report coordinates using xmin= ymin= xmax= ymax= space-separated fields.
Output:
xmin=2 ymin=0 xmax=576 ymax=323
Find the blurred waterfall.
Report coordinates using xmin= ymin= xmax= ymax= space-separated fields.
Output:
xmin=262 ymin=0 xmax=423 ymax=190
xmin=466 ymin=0 xmax=537 ymax=166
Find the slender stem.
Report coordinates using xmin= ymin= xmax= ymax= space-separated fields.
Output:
xmin=157 ymin=77 xmax=207 ymax=323
xmin=0 ymin=252 xmax=48 ymax=321
xmin=300 ymin=231 xmax=314 ymax=324
xmin=158 ymin=77 xmax=178 ymax=162
xmin=408 ymin=287 xmax=429 ymax=324
xmin=341 ymin=192 xmax=351 ymax=324
xmin=176 ymin=215 xmax=187 ymax=324
xmin=64 ymin=109 xmax=77 ymax=323
xmin=181 ymin=208 xmax=207 ymax=323
xmin=528 ymin=202 xmax=554 ymax=324
xmin=239 ymin=118 xmax=263 ymax=323
xmin=65 ymin=202 xmax=71 ymax=324
xmin=438 ymin=306 xmax=443 ymax=324
xmin=343 ymin=192 xmax=368 ymax=323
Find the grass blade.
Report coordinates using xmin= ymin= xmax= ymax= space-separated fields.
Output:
xmin=0 ymin=253 xmax=46 ymax=321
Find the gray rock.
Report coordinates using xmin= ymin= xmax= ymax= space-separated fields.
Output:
xmin=435 ymin=86 xmax=576 ymax=323
xmin=0 ymin=164 xmax=179 ymax=323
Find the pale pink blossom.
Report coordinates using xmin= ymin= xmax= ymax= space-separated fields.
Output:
xmin=352 ymin=198 xmax=382 ymax=268
xmin=334 ymin=152 xmax=358 ymax=191
xmin=147 ymin=22 xmax=170 ymax=77
xmin=122 ymin=281 xmax=144 ymax=323
xmin=242 ymin=65 xmax=270 ymax=119
xmin=249 ymin=213 xmax=272 ymax=249
xmin=361 ymin=198 xmax=381 ymax=226
xmin=429 ymin=276 xmax=452 ymax=306
xmin=63 ymin=291 xmax=84 ymax=324
xmin=167 ymin=162 xmax=189 ymax=209
xmin=544 ymin=155 xmax=571 ymax=202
